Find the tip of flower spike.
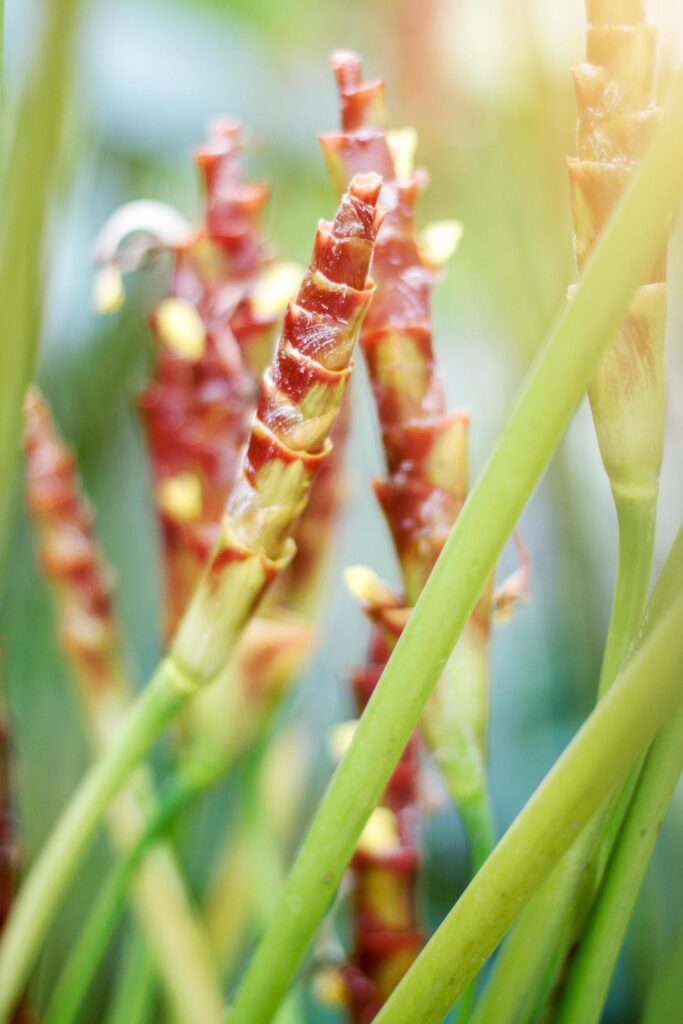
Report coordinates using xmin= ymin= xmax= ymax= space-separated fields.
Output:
xmin=251 ymin=262 xmax=304 ymax=320
xmin=387 ymin=127 xmax=419 ymax=180
xmin=157 ymin=473 xmax=203 ymax=522
xmin=153 ymin=298 xmax=207 ymax=360
xmin=330 ymin=50 xmax=363 ymax=90
xmin=418 ymin=220 xmax=463 ymax=269
xmin=348 ymin=172 xmax=382 ymax=208
xmin=328 ymin=719 xmax=359 ymax=762
xmin=344 ymin=565 xmax=396 ymax=609
xmin=311 ymin=966 xmax=347 ymax=1008
xmin=358 ymin=806 xmax=400 ymax=854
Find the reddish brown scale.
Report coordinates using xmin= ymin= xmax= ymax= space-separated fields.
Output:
xmin=285 ymin=400 xmax=351 ymax=614
xmin=24 ymin=390 xmax=123 ymax=693
xmin=223 ymin=176 xmax=383 ymax=561
xmin=343 ymin=647 xmax=423 ymax=1024
xmin=320 ymin=53 xmax=461 ymax=589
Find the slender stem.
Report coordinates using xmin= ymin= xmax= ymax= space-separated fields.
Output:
xmin=597 ymin=494 xmax=657 ymax=699
xmin=453 ymin=792 xmax=496 ymax=1023
xmin=472 ymin=494 xmax=657 ymax=1024
xmin=227 ymin=74 xmax=683 ymax=1024
xmin=372 ymin=582 xmax=683 ymax=1024
xmin=557 ymin=703 xmax=683 ymax=1024
xmin=44 ymin=774 xmax=195 ymax=1024
xmin=0 ymin=661 xmax=187 ymax=1018
xmin=104 ymin=929 xmax=157 ymax=1024
xmin=0 ymin=0 xmax=83 ymax=578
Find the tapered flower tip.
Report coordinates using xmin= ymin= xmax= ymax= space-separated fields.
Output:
xmin=330 ymin=51 xmax=385 ymax=132
xmin=330 ymin=50 xmax=363 ymax=88
xmin=348 ymin=172 xmax=383 ymax=210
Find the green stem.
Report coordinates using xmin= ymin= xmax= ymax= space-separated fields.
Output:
xmin=597 ymin=494 xmax=657 ymax=699
xmin=472 ymin=494 xmax=657 ymax=1024
xmin=104 ymin=929 xmax=157 ymax=1024
xmin=642 ymin=913 xmax=683 ymax=1024
xmin=557 ymin=703 xmax=683 ymax=1024
xmin=0 ymin=660 xmax=187 ymax=1018
xmin=458 ymin=788 xmax=496 ymax=876
xmin=454 ymin=792 xmax=496 ymax=1024
xmin=0 ymin=0 xmax=83 ymax=578
xmin=555 ymin=531 xmax=683 ymax=1024
xmin=373 ymin=581 xmax=683 ymax=1024
xmin=227 ymin=72 xmax=683 ymax=1024
xmin=44 ymin=773 xmax=195 ymax=1024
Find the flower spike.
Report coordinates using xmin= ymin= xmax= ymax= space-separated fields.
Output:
xmin=172 ymin=173 xmax=383 ymax=686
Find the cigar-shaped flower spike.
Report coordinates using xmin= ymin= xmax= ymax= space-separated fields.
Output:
xmin=321 ymin=51 xmax=467 ymax=600
xmin=172 ymin=174 xmax=383 ymax=686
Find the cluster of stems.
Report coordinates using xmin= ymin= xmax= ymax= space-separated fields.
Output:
xmin=473 ymin=2 xmax=668 ymax=1021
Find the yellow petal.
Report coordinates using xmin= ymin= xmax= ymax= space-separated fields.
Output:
xmin=92 ymin=263 xmax=125 ymax=315
xmin=157 ymin=473 xmax=203 ymax=522
xmin=311 ymin=966 xmax=347 ymax=1008
xmin=358 ymin=806 xmax=400 ymax=854
xmin=328 ymin=719 xmax=359 ymax=762
xmin=251 ymin=262 xmax=303 ymax=319
xmin=155 ymin=298 xmax=206 ymax=360
xmin=387 ymin=127 xmax=419 ymax=180
xmin=419 ymin=220 xmax=463 ymax=268
xmin=344 ymin=564 xmax=396 ymax=608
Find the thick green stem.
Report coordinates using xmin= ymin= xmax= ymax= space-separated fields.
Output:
xmin=0 ymin=660 xmax=188 ymax=1018
xmin=557 ymin=703 xmax=683 ymax=1024
xmin=227 ymin=74 xmax=683 ymax=1024
xmin=555 ymin=531 xmax=683 ymax=1024
xmin=643 ymin=913 xmax=683 ymax=1024
xmin=472 ymin=495 xmax=657 ymax=1024
xmin=373 ymin=582 xmax=683 ymax=1024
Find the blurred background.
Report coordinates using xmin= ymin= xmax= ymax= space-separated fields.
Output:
xmin=1 ymin=0 xmax=682 ymax=1020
